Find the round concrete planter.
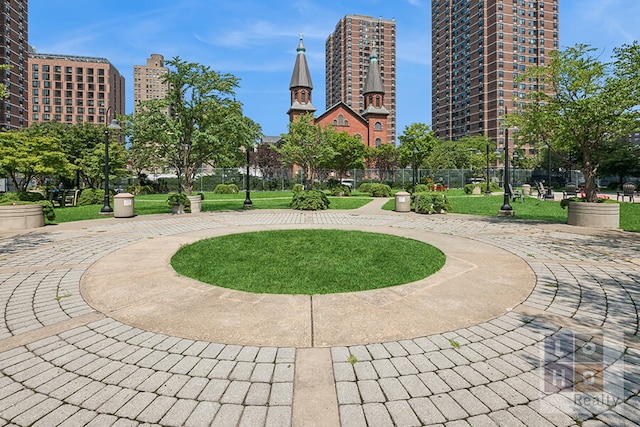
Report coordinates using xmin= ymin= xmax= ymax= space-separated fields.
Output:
xmin=187 ymin=195 xmax=201 ymax=213
xmin=566 ymin=201 xmax=620 ymax=229
xmin=0 ymin=204 xmax=45 ymax=232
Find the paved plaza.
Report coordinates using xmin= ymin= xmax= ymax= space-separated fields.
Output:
xmin=0 ymin=199 xmax=639 ymax=426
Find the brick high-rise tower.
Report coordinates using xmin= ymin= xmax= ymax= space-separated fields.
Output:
xmin=432 ymin=0 xmax=559 ymax=152
xmin=0 ymin=0 xmax=28 ymax=130
xmin=326 ymin=14 xmax=396 ymax=145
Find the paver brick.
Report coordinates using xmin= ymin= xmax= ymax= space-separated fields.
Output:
xmin=11 ymin=397 xmax=61 ymax=426
xmin=255 ymin=347 xmax=278 ymax=363
xmin=363 ymin=402 xmax=394 ymax=426
xmin=239 ymin=405 xmax=267 ymax=427
xmin=358 ymin=380 xmax=385 ymax=403
xmin=208 ymin=360 xmax=236 ymax=379
xmin=160 ymin=398 xmax=198 ymax=427
xmin=198 ymin=378 xmax=230 ymax=401
xmin=366 ymin=343 xmax=392 ymax=359
xmin=386 ymin=400 xmax=421 ymax=426
xmin=245 ymin=382 xmax=271 ymax=405
xmin=114 ymin=391 xmax=156 ymax=418
xmin=379 ymin=377 xmax=410 ymax=400
xmin=450 ymin=388 xmax=490 ymax=416
xmin=185 ymin=401 xmax=220 ymax=427
xmin=265 ymin=405 xmax=291 ymax=427
xmin=488 ymin=381 xmax=529 ymax=406
xmin=430 ymin=393 xmax=468 ymax=421
xmin=418 ymin=371 xmax=452 ymax=394
xmin=340 ymin=404 xmax=367 ymax=426
xmin=273 ymin=362 xmax=295 ymax=382
xmin=349 ymin=345 xmax=372 ymax=361
xmin=136 ymin=395 xmax=177 ymax=424
xmin=95 ymin=387 xmax=138 ymax=414
xmin=336 ymin=381 xmax=360 ymax=405
xmin=372 ymin=358 xmax=399 ymax=378
xmin=269 ymin=381 xmax=293 ymax=406
xmin=229 ymin=361 xmax=256 ymax=381
xmin=32 ymin=404 xmax=81 ymax=427
xmin=157 ymin=374 xmax=190 ymax=397
xmin=390 ymin=356 xmax=419 ymax=375
xmin=437 ymin=368 xmax=471 ymax=390
xmin=211 ymin=403 xmax=243 ymax=427
xmin=176 ymin=376 xmax=209 ymax=400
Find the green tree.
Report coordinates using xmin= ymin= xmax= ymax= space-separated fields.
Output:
xmin=0 ymin=131 xmax=74 ymax=191
xmin=397 ymin=123 xmax=438 ymax=168
xmin=326 ymin=132 xmax=367 ymax=179
xmin=278 ymin=114 xmax=336 ymax=190
xmin=510 ymin=43 xmax=640 ymax=202
xmin=599 ymin=137 xmax=640 ymax=184
xmin=130 ymin=57 xmax=261 ymax=194
xmin=368 ymin=142 xmax=399 ymax=183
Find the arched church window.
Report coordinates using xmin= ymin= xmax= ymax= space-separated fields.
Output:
xmin=374 ymin=121 xmax=382 ymax=131
xmin=375 ymin=138 xmax=382 ymax=148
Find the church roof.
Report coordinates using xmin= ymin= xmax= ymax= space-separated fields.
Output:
xmin=289 ymin=36 xmax=313 ymax=89
xmin=363 ymin=48 xmax=384 ymax=95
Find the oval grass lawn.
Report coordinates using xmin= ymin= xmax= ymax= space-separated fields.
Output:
xmin=171 ymin=229 xmax=445 ymax=295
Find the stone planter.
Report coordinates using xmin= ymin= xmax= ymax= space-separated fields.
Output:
xmin=566 ymin=201 xmax=619 ymax=229
xmin=171 ymin=204 xmax=185 ymax=215
xmin=472 ymin=186 xmax=481 ymax=195
xmin=0 ymin=204 xmax=45 ymax=232
xmin=187 ymin=195 xmax=201 ymax=213
xmin=522 ymin=184 xmax=531 ymax=196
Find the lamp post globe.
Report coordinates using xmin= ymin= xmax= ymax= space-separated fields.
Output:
xmin=100 ymin=117 xmax=121 ymax=214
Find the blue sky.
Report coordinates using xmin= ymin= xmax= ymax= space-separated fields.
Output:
xmin=29 ymin=0 xmax=640 ymax=140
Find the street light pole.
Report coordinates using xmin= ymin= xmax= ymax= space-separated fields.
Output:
xmin=500 ymin=126 xmax=512 ymax=211
xmin=100 ymin=108 xmax=121 ymax=214
xmin=412 ymin=147 xmax=417 ymax=195
xmin=485 ymin=143 xmax=491 ymax=195
xmin=244 ymin=146 xmax=252 ymax=209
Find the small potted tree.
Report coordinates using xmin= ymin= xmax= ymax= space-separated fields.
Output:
xmin=511 ymin=42 xmax=640 ymax=228
xmin=166 ymin=193 xmax=190 ymax=214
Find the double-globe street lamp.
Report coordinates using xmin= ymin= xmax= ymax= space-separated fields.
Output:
xmin=100 ymin=107 xmax=121 ymax=214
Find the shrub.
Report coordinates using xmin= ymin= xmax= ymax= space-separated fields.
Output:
xmin=166 ymin=193 xmax=191 ymax=208
xmin=126 ymin=184 xmax=154 ymax=195
xmin=292 ymin=184 xmax=304 ymax=193
xmin=415 ymin=191 xmax=451 ymax=214
xmin=290 ymin=190 xmax=330 ymax=210
xmin=77 ymin=189 xmax=105 ymax=206
xmin=358 ymin=182 xmax=373 ymax=193
xmin=414 ymin=184 xmax=430 ymax=194
xmin=38 ymin=200 xmax=56 ymax=222
xmin=330 ymin=185 xmax=351 ymax=197
xmin=197 ymin=192 xmax=205 ymax=200
xmin=17 ymin=191 xmax=45 ymax=202
xmin=368 ymin=183 xmax=392 ymax=197
xmin=214 ymin=184 xmax=239 ymax=194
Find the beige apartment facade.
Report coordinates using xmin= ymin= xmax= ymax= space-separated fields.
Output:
xmin=432 ymin=0 xmax=559 ymax=153
xmin=133 ymin=53 xmax=169 ymax=114
xmin=28 ymin=52 xmax=125 ymax=125
xmin=326 ymin=14 xmax=397 ymax=145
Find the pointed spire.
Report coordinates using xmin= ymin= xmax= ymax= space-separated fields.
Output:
xmin=363 ymin=48 xmax=384 ymax=95
xmin=290 ymin=35 xmax=313 ymax=89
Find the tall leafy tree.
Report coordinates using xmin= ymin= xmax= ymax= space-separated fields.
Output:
xmin=130 ymin=57 xmax=261 ymax=194
xmin=397 ymin=123 xmax=438 ymax=168
xmin=368 ymin=142 xmax=399 ymax=182
xmin=278 ymin=114 xmax=336 ymax=190
xmin=510 ymin=42 xmax=640 ymax=202
xmin=0 ymin=132 xmax=74 ymax=191
xmin=326 ymin=132 xmax=367 ymax=179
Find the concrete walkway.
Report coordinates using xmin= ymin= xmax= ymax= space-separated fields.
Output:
xmin=0 ymin=200 xmax=639 ymax=426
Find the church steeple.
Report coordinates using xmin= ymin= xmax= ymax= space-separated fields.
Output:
xmin=288 ymin=35 xmax=316 ymax=121
xmin=363 ymin=48 xmax=389 ymax=116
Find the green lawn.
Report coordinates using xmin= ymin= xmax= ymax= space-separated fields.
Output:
xmin=50 ymin=190 xmax=640 ymax=232
xmin=171 ymin=229 xmax=446 ymax=294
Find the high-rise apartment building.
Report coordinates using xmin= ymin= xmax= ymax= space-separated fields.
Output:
xmin=0 ymin=0 xmax=28 ymax=130
xmin=28 ymin=52 xmax=125 ymax=125
xmin=432 ymin=0 xmax=559 ymax=151
xmin=133 ymin=53 xmax=169 ymax=114
xmin=326 ymin=14 xmax=397 ymax=145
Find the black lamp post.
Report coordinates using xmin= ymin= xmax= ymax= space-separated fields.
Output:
xmin=545 ymin=144 xmax=554 ymax=199
xmin=485 ymin=143 xmax=492 ymax=195
xmin=500 ymin=126 xmax=512 ymax=211
xmin=412 ymin=146 xmax=417 ymax=195
xmin=100 ymin=111 xmax=121 ymax=214
xmin=243 ymin=146 xmax=252 ymax=209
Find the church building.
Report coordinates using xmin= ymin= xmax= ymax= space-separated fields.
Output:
xmin=287 ymin=37 xmax=391 ymax=148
